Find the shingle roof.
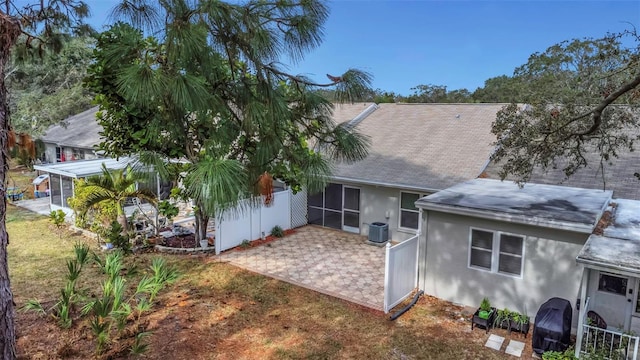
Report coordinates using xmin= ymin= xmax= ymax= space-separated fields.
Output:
xmin=40 ymin=107 xmax=102 ymax=149
xmin=483 ymin=138 xmax=640 ymax=201
xmin=331 ymin=103 xmax=506 ymax=191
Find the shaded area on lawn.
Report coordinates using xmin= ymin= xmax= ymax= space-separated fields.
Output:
xmin=9 ymin=204 xmax=513 ymax=359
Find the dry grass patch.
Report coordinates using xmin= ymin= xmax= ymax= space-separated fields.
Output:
xmin=9 ymin=204 xmax=521 ymax=359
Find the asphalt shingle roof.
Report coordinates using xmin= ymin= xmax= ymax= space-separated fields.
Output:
xmin=40 ymin=107 xmax=102 ymax=149
xmin=331 ymin=103 xmax=505 ymax=191
xmin=483 ymin=139 xmax=640 ymax=201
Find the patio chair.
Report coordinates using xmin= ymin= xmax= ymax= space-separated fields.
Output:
xmin=587 ymin=310 xmax=607 ymax=329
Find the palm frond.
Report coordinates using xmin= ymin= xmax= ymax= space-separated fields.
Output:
xmin=183 ymin=158 xmax=248 ymax=215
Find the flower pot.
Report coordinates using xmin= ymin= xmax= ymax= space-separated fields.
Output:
xmin=471 ymin=308 xmax=496 ymax=334
xmin=200 ymin=240 xmax=208 ymax=248
xmin=509 ymin=319 xmax=530 ymax=337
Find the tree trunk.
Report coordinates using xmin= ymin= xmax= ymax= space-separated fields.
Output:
xmin=193 ymin=206 xmax=208 ymax=243
xmin=0 ymin=13 xmax=21 ymax=360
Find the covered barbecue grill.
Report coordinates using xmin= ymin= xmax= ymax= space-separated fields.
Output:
xmin=532 ymin=297 xmax=572 ymax=354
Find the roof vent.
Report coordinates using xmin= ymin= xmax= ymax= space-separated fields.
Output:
xmin=344 ymin=103 xmax=379 ymax=130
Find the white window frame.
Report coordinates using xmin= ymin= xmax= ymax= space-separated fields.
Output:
xmin=468 ymin=227 xmax=525 ymax=278
xmin=399 ymin=191 xmax=425 ymax=231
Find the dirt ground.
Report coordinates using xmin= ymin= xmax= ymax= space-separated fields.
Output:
xmin=14 ymin=255 xmax=533 ymax=360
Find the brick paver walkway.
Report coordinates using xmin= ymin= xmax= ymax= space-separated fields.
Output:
xmin=219 ymin=226 xmax=385 ymax=310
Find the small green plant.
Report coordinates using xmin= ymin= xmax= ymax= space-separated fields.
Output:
xmin=478 ymin=297 xmax=492 ymax=320
xmin=158 ymin=200 xmax=179 ymax=222
xmin=240 ymin=239 xmax=251 ymax=248
xmin=49 ymin=209 xmax=66 ymax=240
xmin=493 ymin=308 xmax=512 ymax=328
xmin=542 ymin=347 xmax=578 ymax=360
xmin=130 ymin=331 xmax=151 ymax=355
xmin=270 ymin=225 xmax=285 ymax=238
xmin=105 ymin=221 xmax=131 ymax=252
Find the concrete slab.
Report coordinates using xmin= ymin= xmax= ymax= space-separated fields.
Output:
xmin=11 ymin=197 xmax=50 ymax=216
xmin=485 ymin=334 xmax=504 ymax=351
xmin=505 ymin=340 xmax=525 ymax=357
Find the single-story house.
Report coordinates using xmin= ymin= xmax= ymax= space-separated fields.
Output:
xmin=308 ymin=102 xmax=507 ymax=242
xmin=33 ymin=157 xmax=143 ymax=216
xmin=415 ymin=177 xmax=640 ymax=357
xmin=40 ymin=107 xmax=102 ymax=163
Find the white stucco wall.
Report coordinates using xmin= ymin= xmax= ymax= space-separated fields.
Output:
xmin=420 ymin=210 xmax=587 ymax=319
xmin=328 ymin=182 xmax=430 ymax=242
xmin=43 ymin=143 xmax=97 ymax=163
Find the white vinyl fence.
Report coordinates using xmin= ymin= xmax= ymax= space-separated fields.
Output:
xmin=214 ymin=190 xmax=292 ymax=254
xmin=383 ymin=234 xmax=419 ymax=313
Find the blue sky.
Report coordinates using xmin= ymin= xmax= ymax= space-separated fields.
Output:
xmin=86 ymin=1 xmax=639 ymax=95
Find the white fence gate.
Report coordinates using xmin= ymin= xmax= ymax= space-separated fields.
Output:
xmin=384 ymin=234 xmax=419 ymax=313
xmin=214 ymin=190 xmax=292 ymax=254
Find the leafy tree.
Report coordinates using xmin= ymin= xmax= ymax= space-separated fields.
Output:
xmin=406 ymin=84 xmax=472 ymax=103
xmin=491 ymin=33 xmax=640 ymax=183
xmin=74 ymin=164 xmax=156 ymax=234
xmin=85 ymin=1 xmax=372 ymax=243
xmin=7 ymin=36 xmax=96 ymax=135
xmin=1 ymin=2 xmax=89 ymax=357
xmin=471 ymin=75 xmax=526 ymax=103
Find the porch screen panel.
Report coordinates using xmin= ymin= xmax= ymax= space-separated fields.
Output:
xmin=50 ymin=174 xmax=62 ymax=206
xmin=324 ymin=210 xmax=341 ymax=229
xmin=308 ymin=207 xmax=323 ymax=225
xmin=324 ymin=183 xmax=342 ymax=210
xmin=470 ymin=229 xmax=493 ymax=270
xmin=308 ymin=192 xmax=323 ymax=207
xmin=61 ymin=176 xmax=73 ymax=208
xmin=498 ymin=234 xmax=523 ymax=276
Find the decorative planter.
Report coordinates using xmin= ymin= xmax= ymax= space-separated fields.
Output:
xmin=471 ymin=308 xmax=495 ymax=333
xmin=509 ymin=319 xmax=530 ymax=337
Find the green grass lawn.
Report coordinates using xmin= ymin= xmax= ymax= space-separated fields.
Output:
xmin=7 ymin=204 xmax=512 ymax=359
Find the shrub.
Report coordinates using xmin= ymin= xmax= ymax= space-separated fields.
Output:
xmin=270 ymin=225 xmax=285 ymax=238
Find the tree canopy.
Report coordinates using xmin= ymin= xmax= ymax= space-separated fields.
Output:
xmin=490 ymin=33 xmax=640 ymax=183
xmin=7 ymin=35 xmax=95 ymax=135
xmin=86 ymin=0 xmax=372 ymax=242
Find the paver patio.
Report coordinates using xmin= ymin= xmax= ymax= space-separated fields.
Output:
xmin=218 ymin=225 xmax=386 ymax=310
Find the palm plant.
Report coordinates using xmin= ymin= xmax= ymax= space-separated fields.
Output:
xmin=75 ymin=164 xmax=156 ymax=233
xmin=86 ymin=1 xmax=373 ymax=242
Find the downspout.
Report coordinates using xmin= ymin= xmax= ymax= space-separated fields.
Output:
xmin=575 ymin=268 xmax=589 ymax=357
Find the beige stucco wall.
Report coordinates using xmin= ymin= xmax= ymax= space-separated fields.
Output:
xmin=420 ymin=210 xmax=587 ymax=319
xmin=332 ymin=181 xmax=429 ymax=242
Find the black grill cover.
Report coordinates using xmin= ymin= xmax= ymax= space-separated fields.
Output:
xmin=532 ymin=297 xmax=572 ymax=354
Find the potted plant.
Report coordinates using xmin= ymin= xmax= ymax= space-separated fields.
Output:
xmin=471 ymin=297 xmax=495 ymax=333
xmin=510 ymin=312 xmax=530 ymax=337
xmin=478 ymin=297 xmax=493 ymax=320
xmin=493 ymin=308 xmax=513 ymax=330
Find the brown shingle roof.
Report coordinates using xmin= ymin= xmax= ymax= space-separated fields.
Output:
xmin=332 ymin=103 xmax=505 ymax=191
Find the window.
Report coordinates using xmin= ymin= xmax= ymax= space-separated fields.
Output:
xmin=50 ymin=174 xmax=62 ymax=206
xmin=469 ymin=228 xmax=524 ymax=277
xmin=399 ymin=192 xmax=424 ymax=230
xmin=599 ymin=273 xmax=627 ymax=296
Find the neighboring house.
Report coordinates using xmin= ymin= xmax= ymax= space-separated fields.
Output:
xmin=414 ymin=177 xmax=640 ymax=357
xmin=40 ymin=107 xmax=102 ymax=163
xmin=34 ymin=157 xmax=139 ymax=216
xmin=308 ymin=102 xmax=507 ymax=241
